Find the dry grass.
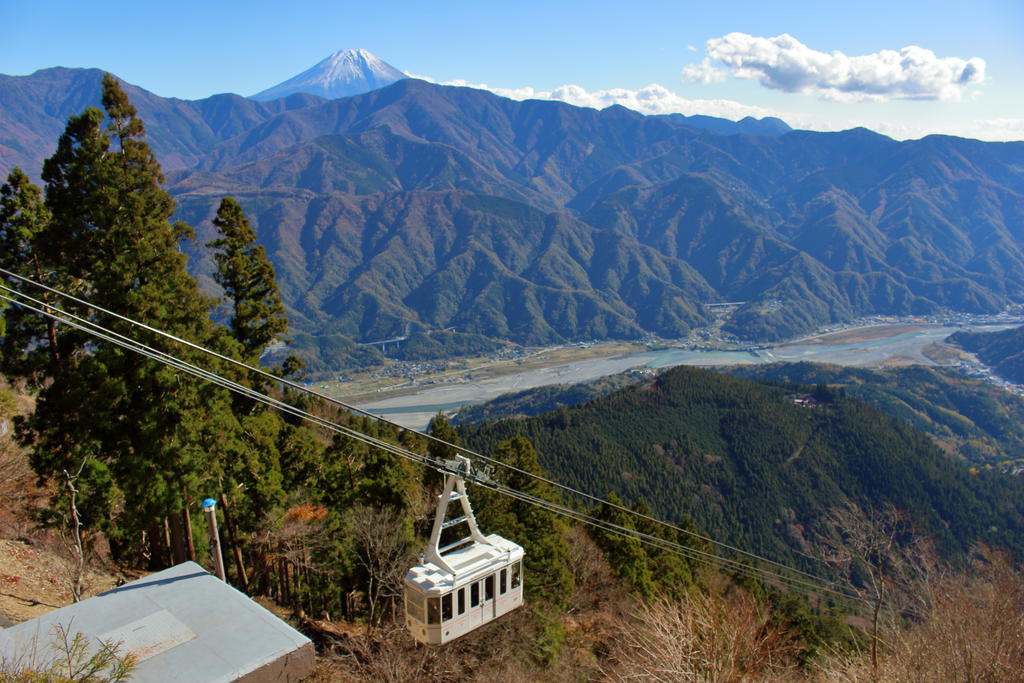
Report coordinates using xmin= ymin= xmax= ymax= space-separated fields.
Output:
xmin=0 ymin=384 xmax=121 ymax=625
xmin=0 ymin=539 xmax=119 ymax=624
xmin=0 ymin=385 xmax=36 ymax=539
xmin=819 ymin=546 xmax=1024 ymax=682
xmin=600 ymin=588 xmax=803 ymax=682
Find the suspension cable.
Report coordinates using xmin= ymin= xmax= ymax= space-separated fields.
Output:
xmin=0 ymin=274 xmax=862 ymax=603
xmin=0 ymin=267 xmax=835 ymax=574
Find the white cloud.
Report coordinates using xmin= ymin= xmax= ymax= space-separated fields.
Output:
xmin=873 ymin=117 xmax=1024 ymax=142
xmin=411 ymin=74 xmax=779 ymax=121
xmin=405 ymin=73 xmax=1022 ymax=142
xmin=681 ymin=58 xmax=726 ymax=85
xmin=690 ymin=32 xmax=985 ymax=102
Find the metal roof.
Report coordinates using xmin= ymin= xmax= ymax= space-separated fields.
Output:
xmin=0 ymin=562 xmax=313 ymax=682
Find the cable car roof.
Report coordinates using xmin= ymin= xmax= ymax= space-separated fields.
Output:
xmin=407 ymin=533 xmax=523 ymax=593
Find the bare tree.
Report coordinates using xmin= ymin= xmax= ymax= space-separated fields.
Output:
xmin=886 ymin=545 xmax=1024 ymax=681
xmin=348 ymin=505 xmax=415 ymax=627
xmin=57 ymin=460 xmax=89 ymax=603
xmin=564 ymin=524 xmax=623 ymax=616
xmin=818 ymin=503 xmax=939 ymax=677
xmin=818 ymin=545 xmax=1024 ymax=682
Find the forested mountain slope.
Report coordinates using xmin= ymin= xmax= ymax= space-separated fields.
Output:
xmin=459 ymin=365 xmax=1024 ymax=569
xmin=457 ymin=362 xmax=1024 ymax=469
xmin=950 ymin=324 xmax=1024 ymax=384
xmin=728 ymin=362 xmax=1024 ymax=468
xmin=4 ymin=68 xmax=1024 ymax=346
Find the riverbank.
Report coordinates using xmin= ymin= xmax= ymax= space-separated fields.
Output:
xmin=338 ymin=320 xmax=1021 ymax=430
xmin=320 ymin=341 xmax=648 ymax=404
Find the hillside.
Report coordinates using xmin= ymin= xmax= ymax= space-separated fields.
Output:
xmin=728 ymin=362 xmax=1024 ymax=468
xmin=3 ymin=69 xmax=1024 ymax=348
xmin=459 ymin=365 xmax=1024 ymax=569
xmin=453 ymin=371 xmax=647 ymax=425
xmin=456 ymin=361 xmax=1024 ymax=469
xmin=949 ymin=324 xmax=1024 ymax=384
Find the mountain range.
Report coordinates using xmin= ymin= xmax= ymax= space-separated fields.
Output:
xmin=2 ymin=61 xmax=1023 ymax=349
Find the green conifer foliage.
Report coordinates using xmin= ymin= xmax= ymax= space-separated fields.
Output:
xmin=425 ymin=412 xmax=460 ymax=492
xmin=357 ymin=447 xmax=415 ymax=513
xmin=20 ymin=74 xmax=234 ymax=554
xmin=630 ymin=499 xmax=702 ymax=599
xmin=593 ymin=492 xmax=655 ymax=600
xmin=0 ymin=168 xmax=59 ymax=380
xmin=207 ymin=197 xmax=289 ymax=361
xmin=476 ymin=436 xmax=574 ymax=608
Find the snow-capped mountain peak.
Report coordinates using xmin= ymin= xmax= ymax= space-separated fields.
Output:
xmin=250 ymin=48 xmax=406 ymax=101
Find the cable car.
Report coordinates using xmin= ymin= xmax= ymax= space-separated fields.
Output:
xmin=405 ymin=456 xmax=524 ymax=645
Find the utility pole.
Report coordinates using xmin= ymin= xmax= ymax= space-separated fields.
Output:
xmin=202 ymin=498 xmax=227 ymax=581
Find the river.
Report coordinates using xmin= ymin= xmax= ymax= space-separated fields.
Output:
xmin=355 ymin=323 xmax=1017 ymax=430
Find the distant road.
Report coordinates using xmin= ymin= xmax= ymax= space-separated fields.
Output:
xmin=356 ymin=335 xmax=407 ymax=347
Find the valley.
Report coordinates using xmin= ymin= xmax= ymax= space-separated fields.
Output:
xmin=3 ymin=35 xmax=1024 ymax=680
xmin=332 ymin=316 xmax=1023 ymax=429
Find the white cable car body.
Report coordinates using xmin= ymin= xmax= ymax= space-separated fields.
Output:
xmin=405 ymin=456 xmax=525 ymax=645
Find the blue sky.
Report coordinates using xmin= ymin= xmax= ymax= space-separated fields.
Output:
xmin=3 ymin=0 xmax=1021 ymax=140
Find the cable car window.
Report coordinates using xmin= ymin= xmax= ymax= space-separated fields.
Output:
xmin=427 ymin=597 xmax=441 ymax=625
xmin=470 ymin=581 xmax=480 ymax=607
xmin=457 ymin=587 xmax=466 ymax=615
xmin=500 ymin=568 xmax=507 ymax=594
xmin=441 ymin=593 xmax=453 ymax=621
xmin=485 ymin=574 xmax=494 ymax=601
xmin=407 ymin=588 xmax=425 ymax=622
xmin=511 ymin=562 xmax=521 ymax=589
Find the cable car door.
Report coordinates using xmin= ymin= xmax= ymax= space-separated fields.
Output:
xmin=482 ymin=573 xmax=496 ymax=620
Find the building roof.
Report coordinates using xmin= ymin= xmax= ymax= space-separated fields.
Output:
xmin=0 ymin=562 xmax=313 ymax=682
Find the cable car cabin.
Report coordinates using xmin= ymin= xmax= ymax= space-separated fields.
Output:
xmin=405 ymin=534 xmax=524 ymax=645
xmin=405 ymin=457 xmax=525 ymax=645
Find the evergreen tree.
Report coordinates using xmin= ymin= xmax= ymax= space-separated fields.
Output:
xmin=425 ymin=412 xmax=460 ymax=492
xmin=357 ymin=447 xmax=415 ymax=513
xmin=203 ymin=196 xmax=305 ymax=535
xmin=593 ymin=492 xmax=655 ymax=600
xmin=631 ymin=499 xmax=701 ymax=598
xmin=206 ymin=197 xmax=289 ymax=362
xmin=20 ymin=74 xmax=235 ymax=560
xmin=311 ymin=433 xmax=361 ymax=510
xmin=476 ymin=435 xmax=574 ymax=607
xmin=0 ymin=168 xmax=60 ymax=380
